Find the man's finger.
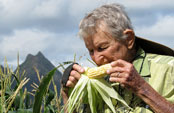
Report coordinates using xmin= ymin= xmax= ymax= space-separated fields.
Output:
xmin=70 ymin=70 xmax=81 ymax=80
xmin=73 ymin=64 xmax=85 ymax=73
xmin=111 ymin=59 xmax=130 ymax=67
xmin=66 ymin=80 xmax=75 ymax=88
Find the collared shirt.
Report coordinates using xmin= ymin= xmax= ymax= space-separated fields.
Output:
xmin=82 ymin=47 xmax=174 ymax=113
xmin=131 ymin=47 xmax=174 ymax=113
xmin=114 ymin=47 xmax=174 ymax=113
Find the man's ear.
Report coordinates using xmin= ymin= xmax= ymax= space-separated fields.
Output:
xmin=123 ymin=29 xmax=135 ymax=49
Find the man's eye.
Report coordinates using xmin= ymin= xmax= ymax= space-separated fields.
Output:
xmin=98 ymin=47 xmax=106 ymax=51
xmin=89 ymin=50 xmax=94 ymax=55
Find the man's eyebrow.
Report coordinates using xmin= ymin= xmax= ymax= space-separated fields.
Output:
xmin=95 ymin=41 xmax=108 ymax=47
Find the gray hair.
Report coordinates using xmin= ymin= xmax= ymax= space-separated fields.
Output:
xmin=78 ymin=3 xmax=133 ymax=40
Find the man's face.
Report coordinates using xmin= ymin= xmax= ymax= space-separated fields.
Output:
xmin=84 ymin=30 xmax=130 ymax=66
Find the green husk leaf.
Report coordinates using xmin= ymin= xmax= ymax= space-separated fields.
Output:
xmin=66 ymin=74 xmax=89 ymax=113
xmin=91 ymin=79 xmax=116 ymax=113
xmin=91 ymin=78 xmax=129 ymax=108
xmin=87 ymin=80 xmax=97 ymax=113
xmin=66 ymin=73 xmax=131 ymax=113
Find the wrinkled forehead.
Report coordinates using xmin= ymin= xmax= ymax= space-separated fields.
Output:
xmin=83 ymin=27 xmax=115 ymax=46
xmin=80 ymin=20 xmax=111 ymax=39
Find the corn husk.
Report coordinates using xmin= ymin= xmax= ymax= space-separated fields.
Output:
xmin=65 ymin=65 xmax=130 ymax=113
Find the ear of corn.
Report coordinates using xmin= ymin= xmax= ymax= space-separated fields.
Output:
xmin=86 ymin=64 xmax=111 ymax=78
xmin=65 ymin=63 xmax=130 ymax=113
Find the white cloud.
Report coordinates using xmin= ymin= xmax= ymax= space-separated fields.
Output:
xmin=0 ymin=0 xmax=38 ymax=19
xmin=114 ymin=0 xmax=174 ymax=9
xmin=44 ymin=32 xmax=88 ymax=64
xmin=68 ymin=0 xmax=174 ymax=13
xmin=69 ymin=0 xmax=102 ymax=17
xmin=0 ymin=0 xmax=66 ymax=21
xmin=0 ymin=28 xmax=89 ymax=68
xmin=136 ymin=15 xmax=174 ymax=38
xmin=135 ymin=15 xmax=174 ymax=48
xmin=31 ymin=0 xmax=63 ymax=18
xmin=0 ymin=0 xmax=67 ymax=33
xmin=0 ymin=0 xmax=173 ymax=68
xmin=0 ymin=29 xmax=52 ymax=61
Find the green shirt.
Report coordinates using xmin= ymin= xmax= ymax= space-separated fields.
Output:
xmin=130 ymin=47 xmax=174 ymax=113
xmin=83 ymin=47 xmax=174 ymax=113
xmin=114 ymin=48 xmax=174 ymax=113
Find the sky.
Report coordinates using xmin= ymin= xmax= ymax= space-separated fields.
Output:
xmin=0 ymin=0 xmax=174 ymax=69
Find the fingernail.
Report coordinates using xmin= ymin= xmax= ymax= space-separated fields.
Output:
xmin=81 ymin=68 xmax=84 ymax=72
xmin=107 ymin=70 xmax=110 ymax=74
xmin=111 ymin=62 xmax=114 ymax=66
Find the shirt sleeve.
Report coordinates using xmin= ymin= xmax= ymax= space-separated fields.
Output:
xmin=148 ymin=60 xmax=174 ymax=103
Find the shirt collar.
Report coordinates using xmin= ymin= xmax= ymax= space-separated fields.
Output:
xmin=132 ymin=47 xmax=151 ymax=77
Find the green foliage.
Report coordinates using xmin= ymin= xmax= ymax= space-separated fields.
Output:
xmin=46 ymin=89 xmax=55 ymax=106
xmin=1 ymin=53 xmax=89 ymax=113
xmin=0 ymin=58 xmax=30 ymax=113
xmin=33 ymin=68 xmax=57 ymax=113
xmin=66 ymin=74 xmax=130 ymax=113
xmin=0 ymin=58 xmax=64 ymax=113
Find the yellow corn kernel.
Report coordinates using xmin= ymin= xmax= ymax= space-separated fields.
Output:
xmin=86 ymin=64 xmax=111 ymax=78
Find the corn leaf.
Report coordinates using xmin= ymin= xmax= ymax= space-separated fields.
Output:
xmin=87 ymin=80 xmax=97 ymax=113
xmin=91 ymin=79 xmax=116 ymax=113
xmin=33 ymin=68 xmax=57 ymax=113
xmin=91 ymin=78 xmax=129 ymax=107
xmin=67 ymin=74 xmax=89 ymax=113
xmin=66 ymin=71 xmax=131 ymax=113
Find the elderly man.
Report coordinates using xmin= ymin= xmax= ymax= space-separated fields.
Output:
xmin=61 ymin=3 xmax=174 ymax=113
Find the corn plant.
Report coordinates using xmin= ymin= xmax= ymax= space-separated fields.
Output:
xmin=0 ymin=55 xmax=67 ymax=113
xmin=0 ymin=58 xmax=31 ymax=113
xmin=33 ymin=65 xmax=64 ymax=113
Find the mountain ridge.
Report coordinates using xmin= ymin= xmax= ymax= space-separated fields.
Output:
xmin=15 ymin=51 xmax=62 ymax=96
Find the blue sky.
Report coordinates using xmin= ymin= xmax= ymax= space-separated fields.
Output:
xmin=0 ymin=0 xmax=174 ymax=69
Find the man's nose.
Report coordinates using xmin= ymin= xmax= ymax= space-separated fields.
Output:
xmin=93 ymin=52 xmax=104 ymax=66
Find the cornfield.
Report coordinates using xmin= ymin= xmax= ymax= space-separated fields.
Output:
xmin=0 ymin=57 xmax=65 ymax=113
xmin=0 ymin=54 xmax=130 ymax=113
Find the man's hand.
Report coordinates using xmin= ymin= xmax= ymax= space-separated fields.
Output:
xmin=61 ymin=63 xmax=84 ymax=106
xmin=107 ymin=59 xmax=146 ymax=92
xmin=107 ymin=59 xmax=174 ymax=113
xmin=66 ymin=64 xmax=85 ymax=87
